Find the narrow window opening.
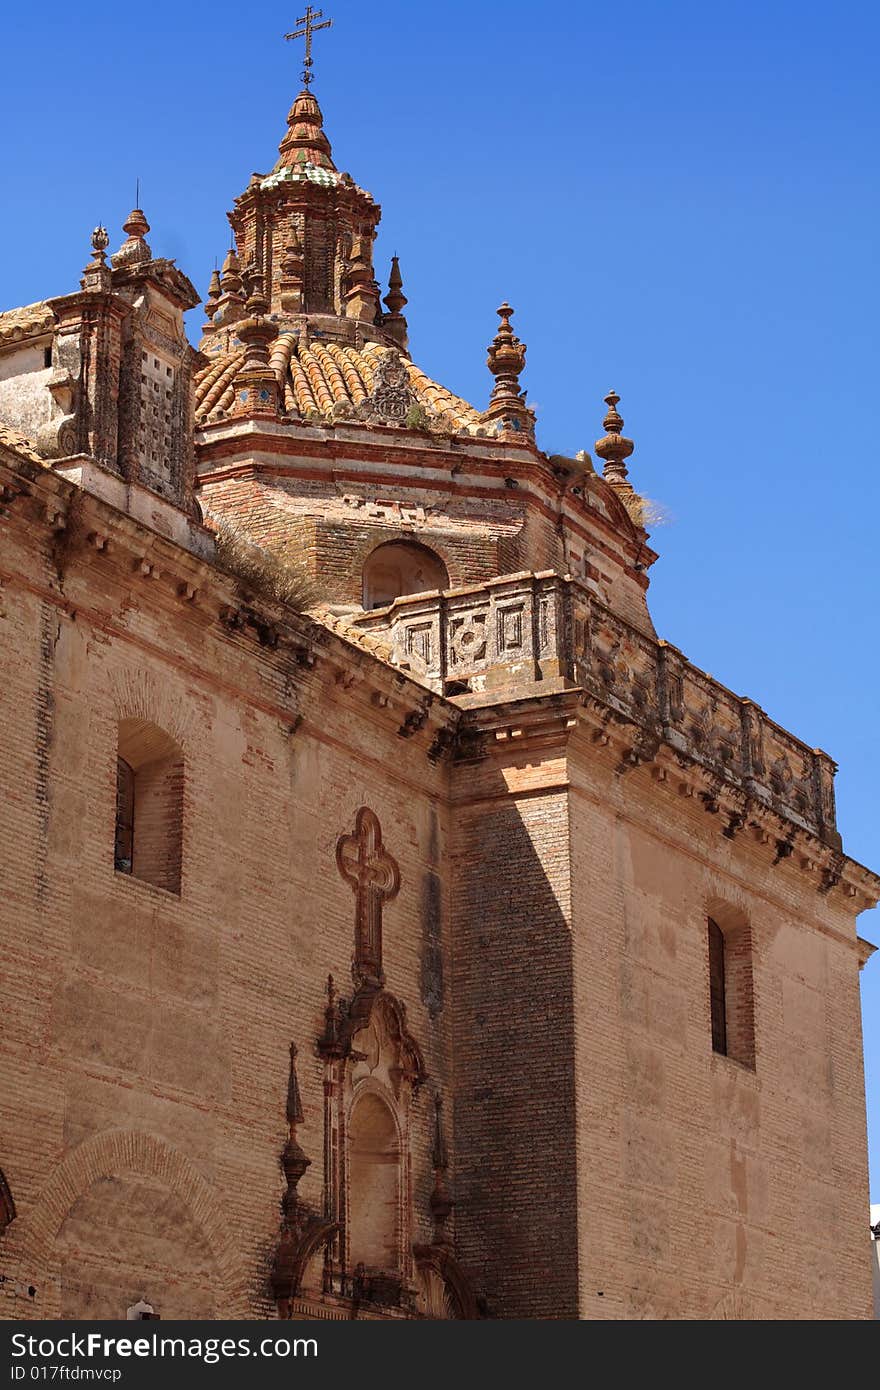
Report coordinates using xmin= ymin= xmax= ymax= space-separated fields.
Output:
xmin=43 ymin=345 xmax=52 ymax=369
xmin=707 ymin=911 xmax=755 ymax=1069
xmin=114 ymin=758 xmax=135 ymax=874
xmin=114 ymin=719 xmax=184 ymax=894
xmin=708 ymin=917 xmax=727 ymax=1055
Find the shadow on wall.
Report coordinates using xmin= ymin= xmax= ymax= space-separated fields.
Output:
xmin=450 ymin=773 xmax=579 ymax=1319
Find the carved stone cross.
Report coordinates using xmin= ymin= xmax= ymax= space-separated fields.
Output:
xmin=336 ymin=807 xmax=400 ymax=983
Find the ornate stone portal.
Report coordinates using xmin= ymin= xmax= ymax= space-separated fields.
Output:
xmin=271 ymin=809 xmax=477 ymax=1319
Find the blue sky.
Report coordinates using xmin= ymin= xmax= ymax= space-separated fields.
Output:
xmin=2 ymin=0 xmax=878 ymax=1199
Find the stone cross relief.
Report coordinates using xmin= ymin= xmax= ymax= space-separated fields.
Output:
xmin=336 ymin=807 xmax=400 ymax=985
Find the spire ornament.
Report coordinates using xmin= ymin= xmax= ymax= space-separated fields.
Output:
xmin=212 ymin=247 xmax=245 ymax=329
xmin=91 ymin=226 xmax=109 ymax=260
xmin=81 ymin=225 xmax=111 ymax=292
xmin=232 ymin=263 xmax=280 ymax=417
xmin=317 ymin=974 xmax=344 ymax=1059
xmin=220 ymin=247 xmax=242 ymax=297
xmin=203 ymin=266 xmax=222 ymax=325
xmin=382 ymin=255 xmax=409 ymax=350
xmin=594 ymin=390 xmax=635 ymax=487
xmin=482 ymin=302 xmax=534 ymax=436
xmin=271 ymin=1039 xmax=340 ymax=1316
xmin=111 ymin=208 xmax=152 ymax=268
xmin=284 ymin=6 xmax=333 ymax=89
xmin=383 ymin=256 xmax=407 ymax=318
xmin=281 ymin=1044 xmax=309 ymax=1202
xmin=279 ymin=222 xmax=305 ymax=313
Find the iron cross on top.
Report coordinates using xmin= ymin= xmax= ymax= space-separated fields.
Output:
xmin=284 ymin=7 xmax=333 ymax=88
xmin=336 ymin=807 xmax=400 ymax=984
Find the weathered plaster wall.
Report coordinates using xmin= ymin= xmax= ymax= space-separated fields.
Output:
xmin=0 ymin=347 xmax=56 ymax=441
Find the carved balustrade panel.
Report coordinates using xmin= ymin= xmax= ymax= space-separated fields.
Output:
xmin=674 ymin=666 xmax=748 ymax=782
xmin=350 ymin=574 xmax=837 ymax=840
xmin=386 ymin=603 xmax=443 ymax=686
xmin=444 ymin=576 xmax=540 ymax=690
xmin=574 ymin=596 xmax=660 ymax=726
xmin=762 ymin=724 xmax=822 ymax=833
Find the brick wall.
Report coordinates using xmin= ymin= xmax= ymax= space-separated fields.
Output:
xmin=566 ymin=735 xmax=873 ymax=1319
xmin=0 ymin=452 xmax=873 ymax=1320
xmin=0 ymin=481 xmax=454 ymax=1319
xmin=450 ymin=752 xmax=579 ymax=1318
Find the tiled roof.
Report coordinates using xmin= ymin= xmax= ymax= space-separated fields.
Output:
xmin=0 ymin=422 xmax=50 ymax=467
xmin=314 ymin=609 xmax=396 ymax=662
xmin=261 ymin=163 xmax=339 ymax=191
xmin=0 ymin=301 xmax=54 ymax=344
xmin=195 ymin=335 xmax=484 ymax=435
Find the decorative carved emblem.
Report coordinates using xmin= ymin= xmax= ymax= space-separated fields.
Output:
xmin=404 ymin=622 xmax=434 ymax=671
xmin=449 ymin=613 xmax=487 ymax=666
xmin=369 ymin=348 xmax=415 ymax=424
xmin=495 ymin=604 xmax=525 ymax=653
xmin=336 ymin=807 xmax=400 ymax=984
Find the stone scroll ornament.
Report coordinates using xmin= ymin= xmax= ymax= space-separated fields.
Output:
xmin=336 ymin=807 xmax=400 ymax=985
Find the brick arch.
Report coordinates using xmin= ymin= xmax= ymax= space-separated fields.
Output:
xmin=361 ymin=537 xmax=452 ymax=611
xmin=354 ymin=530 xmax=460 ymax=589
xmin=107 ymin=666 xmax=207 ymax=759
xmin=16 ymin=1131 xmax=248 ymax=1317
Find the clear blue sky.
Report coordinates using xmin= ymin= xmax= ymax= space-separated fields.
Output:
xmin=2 ymin=0 xmax=878 ymax=1199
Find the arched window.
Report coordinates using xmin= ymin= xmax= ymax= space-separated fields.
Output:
xmin=348 ymin=1092 xmax=400 ymax=1274
xmin=362 ymin=541 xmax=448 ymax=611
xmin=114 ymin=719 xmax=184 ymax=894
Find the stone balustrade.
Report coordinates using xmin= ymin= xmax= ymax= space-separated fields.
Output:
xmin=353 ymin=571 xmax=840 ymax=848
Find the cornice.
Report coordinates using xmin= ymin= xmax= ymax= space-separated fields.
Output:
xmin=0 ymin=452 xmax=459 ymax=767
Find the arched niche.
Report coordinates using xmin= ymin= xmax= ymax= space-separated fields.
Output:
xmin=362 ymin=541 xmax=448 ymax=610
xmin=347 ymin=1091 xmax=400 ymax=1275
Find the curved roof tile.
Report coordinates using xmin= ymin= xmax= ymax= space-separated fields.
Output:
xmin=195 ymin=336 xmax=483 ymax=435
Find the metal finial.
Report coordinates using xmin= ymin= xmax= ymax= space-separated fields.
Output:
xmin=284 ymin=6 xmax=333 ymax=88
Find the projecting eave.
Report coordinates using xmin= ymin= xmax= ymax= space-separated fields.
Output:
xmin=449 ymin=683 xmax=880 ymax=920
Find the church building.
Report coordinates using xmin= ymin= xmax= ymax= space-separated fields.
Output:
xmin=0 ymin=17 xmax=877 ymax=1320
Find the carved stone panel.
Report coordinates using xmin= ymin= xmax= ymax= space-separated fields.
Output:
xmin=369 ymin=349 xmax=415 ymax=423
